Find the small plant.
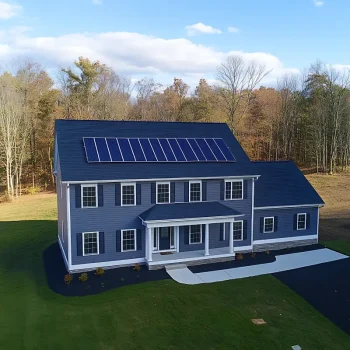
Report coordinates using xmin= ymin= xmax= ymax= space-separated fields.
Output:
xmin=236 ymin=253 xmax=244 ymax=260
xmin=251 ymin=252 xmax=256 ymax=259
xmin=266 ymin=250 xmax=270 ymax=255
xmin=27 ymin=186 xmax=41 ymax=195
xmin=95 ymin=267 xmax=105 ymax=277
xmin=79 ymin=273 xmax=88 ymax=283
xmin=101 ymin=282 xmax=105 ymax=288
xmin=133 ymin=263 xmax=141 ymax=272
xmin=64 ymin=274 xmax=73 ymax=286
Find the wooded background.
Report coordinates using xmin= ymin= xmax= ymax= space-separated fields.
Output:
xmin=1 ymin=56 xmax=350 ymax=199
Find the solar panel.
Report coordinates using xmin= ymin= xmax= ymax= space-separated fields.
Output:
xmin=83 ymin=137 xmax=235 ymax=163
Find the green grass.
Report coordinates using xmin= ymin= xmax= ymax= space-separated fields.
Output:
xmin=0 ymin=194 xmax=349 ymax=349
xmin=321 ymin=240 xmax=350 ymax=256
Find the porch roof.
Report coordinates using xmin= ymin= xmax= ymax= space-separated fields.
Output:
xmin=139 ymin=201 xmax=242 ymax=223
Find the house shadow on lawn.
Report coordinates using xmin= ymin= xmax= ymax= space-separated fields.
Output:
xmin=43 ymin=243 xmax=170 ymax=297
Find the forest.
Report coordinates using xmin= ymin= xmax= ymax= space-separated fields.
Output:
xmin=1 ymin=55 xmax=350 ymax=199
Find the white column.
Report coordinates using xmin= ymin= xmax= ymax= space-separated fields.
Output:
xmin=147 ymin=227 xmax=153 ymax=262
xmin=176 ymin=226 xmax=180 ymax=252
xmin=229 ymin=221 xmax=234 ymax=254
xmin=204 ymin=223 xmax=209 ymax=256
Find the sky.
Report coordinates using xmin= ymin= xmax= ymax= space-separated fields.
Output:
xmin=0 ymin=0 xmax=349 ymax=87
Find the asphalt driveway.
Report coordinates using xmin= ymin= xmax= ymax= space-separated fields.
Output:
xmin=273 ymin=258 xmax=350 ymax=335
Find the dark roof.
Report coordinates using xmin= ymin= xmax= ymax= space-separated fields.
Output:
xmin=253 ymin=161 xmax=324 ymax=207
xmin=55 ymin=120 xmax=253 ymax=182
xmin=139 ymin=202 xmax=243 ymax=222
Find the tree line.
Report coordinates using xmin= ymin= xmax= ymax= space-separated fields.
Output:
xmin=1 ymin=56 xmax=350 ymax=199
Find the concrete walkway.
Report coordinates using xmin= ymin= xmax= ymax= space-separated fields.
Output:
xmin=166 ymin=248 xmax=348 ymax=285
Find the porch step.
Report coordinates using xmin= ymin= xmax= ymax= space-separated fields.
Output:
xmin=165 ymin=264 xmax=187 ymax=271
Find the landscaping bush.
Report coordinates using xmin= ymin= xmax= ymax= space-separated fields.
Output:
xmin=95 ymin=267 xmax=105 ymax=276
xmin=27 ymin=186 xmax=41 ymax=195
xmin=79 ymin=273 xmax=88 ymax=283
xmin=64 ymin=274 xmax=73 ymax=286
xmin=236 ymin=253 xmax=244 ymax=260
xmin=133 ymin=263 xmax=141 ymax=272
xmin=266 ymin=250 xmax=270 ymax=255
xmin=251 ymin=252 xmax=256 ymax=259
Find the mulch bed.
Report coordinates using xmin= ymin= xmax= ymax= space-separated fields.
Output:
xmin=43 ymin=243 xmax=169 ymax=297
xmin=273 ymin=258 xmax=350 ymax=335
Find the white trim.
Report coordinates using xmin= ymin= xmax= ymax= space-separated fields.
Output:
xmin=254 ymin=204 xmax=324 ymax=210
xmin=224 ymin=179 xmax=244 ymax=200
xmin=316 ymin=207 xmax=320 ymax=243
xmin=234 ymin=245 xmax=253 ymax=252
xmin=121 ymin=229 xmax=137 ymax=252
xmin=189 ymin=180 xmax=202 ymax=202
xmin=121 ymin=182 xmax=136 ymax=206
xmin=62 ymin=175 xmax=260 ymax=184
xmin=156 ymin=181 xmax=171 ymax=204
xmin=60 ymin=181 xmax=63 ymax=198
xmin=66 ymin=184 xmax=72 ymax=267
xmin=61 ymin=220 xmax=64 ymax=243
xmin=152 ymin=227 xmax=177 ymax=252
xmin=142 ymin=214 xmax=245 ymax=228
xmin=70 ymin=258 xmax=146 ymax=272
xmin=263 ymin=217 xmax=275 ymax=233
xmin=81 ymin=184 xmax=98 ymax=208
xmin=82 ymin=231 xmax=100 ymax=256
xmin=254 ymin=235 xmax=318 ymax=245
xmin=223 ymin=223 xmax=226 ymax=240
xmin=297 ymin=213 xmax=307 ymax=230
xmin=232 ymin=220 xmax=244 ymax=241
xmin=58 ymin=236 xmax=69 ymax=271
xmin=189 ymin=224 xmax=202 ymax=244
xmin=176 ymin=226 xmax=180 ymax=252
xmin=251 ymin=178 xmax=255 ymax=247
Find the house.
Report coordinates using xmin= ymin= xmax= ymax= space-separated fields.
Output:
xmin=54 ymin=120 xmax=324 ymax=272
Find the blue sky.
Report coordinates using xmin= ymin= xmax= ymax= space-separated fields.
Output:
xmin=0 ymin=0 xmax=349 ymax=86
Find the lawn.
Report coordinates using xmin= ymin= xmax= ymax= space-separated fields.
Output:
xmin=0 ymin=194 xmax=349 ymax=349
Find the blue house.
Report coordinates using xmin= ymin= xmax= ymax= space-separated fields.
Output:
xmin=54 ymin=120 xmax=324 ymax=272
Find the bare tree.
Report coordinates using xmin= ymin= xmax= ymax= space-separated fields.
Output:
xmin=216 ymin=55 xmax=271 ymax=131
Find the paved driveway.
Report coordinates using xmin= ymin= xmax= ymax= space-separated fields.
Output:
xmin=273 ymin=258 xmax=350 ymax=335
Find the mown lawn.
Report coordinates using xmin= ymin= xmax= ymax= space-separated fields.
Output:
xmin=0 ymin=194 xmax=349 ymax=349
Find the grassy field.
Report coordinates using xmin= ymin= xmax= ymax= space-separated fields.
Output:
xmin=0 ymin=194 xmax=349 ymax=349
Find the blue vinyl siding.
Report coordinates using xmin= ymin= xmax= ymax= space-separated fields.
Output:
xmin=253 ymin=207 xmax=318 ymax=241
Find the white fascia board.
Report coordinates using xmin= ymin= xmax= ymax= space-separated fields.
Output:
xmin=62 ymin=175 xmax=261 ymax=184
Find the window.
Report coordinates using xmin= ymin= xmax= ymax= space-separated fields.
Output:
xmin=264 ymin=217 xmax=274 ymax=233
xmin=189 ymin=181 xmax=201 ymax=202
xmin=189 ymin=225 xmax=202 ymax=244
xmin=121 ymin=229 xmax=137 ymax=252
xmin=121 ymin=183 xmax=136 ymax=206
xmin=225 ymin=180 xmax=243 ymax=200
xmin=297 ymin=213 xmax=307 ymax=230
xmin=83 ymin=232 xmax=99 ymax=256
xmin=232 ymin=221 xmax=243 ymax=241
xmin=157 ymin=182 xmax=170 ymax=204
xmin=81 ymin=184 xmax=98 ymax=208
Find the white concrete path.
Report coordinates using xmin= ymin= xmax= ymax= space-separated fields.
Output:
xmin=166 ymin=248 xmax=348 ymax=285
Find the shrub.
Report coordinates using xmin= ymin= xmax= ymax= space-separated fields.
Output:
xmin=64 ymin=274 xmax=73 ymax=286
xmin=79 ymin=273 xmax=88 ymax=283
xmin=0 ymin=193 xmax=12 ymax=203
xmin=236 ymin=253 xmax=243 ymax=260
xmin=95 ymin=267 xmax=105 ymax=276
xmin=266 ymin=250 xmax=270 ymax=255
xmin=251 ymin=252 xmax=256 ymax=259
xmin=133 ymin=263 xmax=141 ymax=272
xmin=27 ymin=186 xmax=41 ymax=195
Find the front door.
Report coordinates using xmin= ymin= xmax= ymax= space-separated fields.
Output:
xmin=159 ymin=227 xmax=171 ymax=251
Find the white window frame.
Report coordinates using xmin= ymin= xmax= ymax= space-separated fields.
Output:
xmin=81 ymin=184 xmax=98 ymax=208
xmin=189 ymin=225 xmax=202 ymax=245
xmin=232 ymin=220 xmax=244 ymax=241
xmin=263 ymin=217 xmax=275 ymax=233
xmin=121 ymin=229 xmax=137 ymax=252
xmin=189 ymin=180 xmax=202 ymax=202
xmin=156 ymin=181 xmax=171 ymax=204
xmin=121 ymin=182 xmax=136 ymax=206
xmin=224 ymin=179 xmax=243 ymax=200
xmin=297 ymin=213 xmax=307 ymax=230
xmin=61 ymin=220 xmax=64 ymax=242
xmin=82 ymin=231 xmax=99 ymax=256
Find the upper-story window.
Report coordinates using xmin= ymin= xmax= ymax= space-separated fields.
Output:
xmin=297 ymin=213 xmax=307 ymax=230
xmin=121 ymin=183 xmax=136 ymax=206
xmin=263 ymin=217 xmax=274 ymax=233
xmin=157 ymin=182 xmax=170 ymax=204
xmin=81 ymin=184 xmax=98 ymax=208
xmin=225 ymin=180 xmax=243 ymax=200
xmin=189 ymin=181 xmax=201 ymax=202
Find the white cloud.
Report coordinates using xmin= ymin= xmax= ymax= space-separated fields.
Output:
xmin=228 ymin=26 xmax=239 ymax=33
xmin=0 ymin=1 xmax=22 ymax=19
xmin=185 ymin=22 xmax=222 ymax=36
xmin=313 ymin=0 xmax=324 ymax=7
xmin=92 ymin=0 xmax=103 ymax=4
xmin=0 ymin=29 xmax=299 ymax=86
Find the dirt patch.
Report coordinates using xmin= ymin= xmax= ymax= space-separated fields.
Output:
xmin=306 ymin=172 xmax=350 ymax=241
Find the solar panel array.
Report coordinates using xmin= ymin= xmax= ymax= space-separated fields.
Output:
xmin=83 ymin=137 xmax=236 ymax=163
